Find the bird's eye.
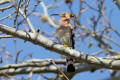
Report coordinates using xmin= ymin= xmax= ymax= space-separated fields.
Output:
xmin=70 ymin=14 xmax=74 ymax=17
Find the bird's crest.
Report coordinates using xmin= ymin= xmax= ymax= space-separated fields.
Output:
xmin=59 ymin=12 xmax=74 ymax=27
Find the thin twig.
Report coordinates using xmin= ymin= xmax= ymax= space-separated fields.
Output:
xmin=40 ymin=74 xmax=49 ymax=80
xmin=84 ymin=1 xmax=98 ymax=12
xmin=50 ymin=59 xmax=69 ymax=80
xmin=103 ymin=35 xmax=120 ymax=47
xmin=11 ymin=0 xmax=35 ymax=33
xmin=0 ymin=5 xmax=13 ymax=11
xmin=91 ymin=50 xmax=103 ymax=56
xmin=14 ymin=0 xmax=22 ymax=29
xmin=101 ymin=11 xmax=120 ymax=38
xmin=0 ymin=11 xmax=16 ymax=21
xmin=24 ymin=0 xmax=31 ymax=14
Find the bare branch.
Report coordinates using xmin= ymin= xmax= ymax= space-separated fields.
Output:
xmin=11 ymin=0 xmax=35 ymax=33
xmin=0 ymin=11 xmax=16 ymax=21
xmin=1 ymin=24 xmax=120 ymax=70
xmin=51 ymin=60 xmax=69 ymax=80
xmin=0 ymin=59 xmax=66 ymax=70
xmin=0 ymin=59 xmax=100 ymax=77
xmin=0 ymin=5 xmax=13 ymax=11
xmin=0 ymin=0 xmax=10 ymax=5
xmin=40 ymin=1 xmax=57 ymax=28
xmin=0 ymin=35 xmax=15 ymax=38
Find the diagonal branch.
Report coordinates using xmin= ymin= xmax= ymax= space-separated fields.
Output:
xmin=0 ymin=24 xmax=120 ymax=70
xmin=0 ymin=0 xmax=10 ymax=5
xmin=11 ymin=0 xmax=35 ymax=33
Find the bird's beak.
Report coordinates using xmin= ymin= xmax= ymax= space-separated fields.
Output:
xmin=50 ymin=14 xmax=59 ymax=16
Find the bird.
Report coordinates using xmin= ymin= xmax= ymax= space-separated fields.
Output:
xmin=55 ymin=12 xmax=75 ymax=72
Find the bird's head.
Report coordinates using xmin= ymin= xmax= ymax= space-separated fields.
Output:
xmin=51 ymin=12 xmax=74 ymax=27
xmin=59 ymin=13 xmax=74 ymax=27
xmin=59 ymin=12 xmax=74 ymax=19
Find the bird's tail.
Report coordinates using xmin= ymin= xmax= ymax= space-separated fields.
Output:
xmin=66 ymin=58 xmax=75 ymax=72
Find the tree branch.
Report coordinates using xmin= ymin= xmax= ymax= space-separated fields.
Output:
xmin=0 ymin=24 xmax=120 ymax=70
xmin=0 ymin=0 xmax=10 ymax=5
xmin=0 ymin=59 xmax=100 ymax=77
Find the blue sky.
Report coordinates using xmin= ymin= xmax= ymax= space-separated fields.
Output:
xmin=0 ymin=0 xmax=120 ymax=80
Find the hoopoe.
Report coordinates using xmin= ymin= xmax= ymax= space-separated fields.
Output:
xmin=55 ymin=12 xmax=75 ymax=72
